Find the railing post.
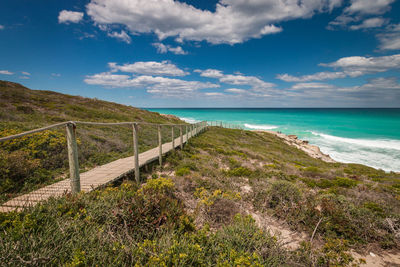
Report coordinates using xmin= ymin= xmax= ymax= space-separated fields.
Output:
xmin=66 ymin=122 xmax=80 ymax=193
xmin=220 ymin=121 xmax=222 ymax=127
xmin=158 ymin=125 xmax=162 ymax=166
xmin=186 ymin=125 xmax=189 ymax=143
xmin=180 ymin=125 xmax=183 ymax=149
xmin=132 ymin=123 xmax=140 ymax=183
xmin=171 ymin=125 xmax=175 ymax=150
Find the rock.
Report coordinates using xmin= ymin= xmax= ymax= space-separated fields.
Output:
xmin=288 ymin=135 xmax=298 ymax=139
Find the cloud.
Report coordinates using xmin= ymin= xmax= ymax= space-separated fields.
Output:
xmin=58 ymin=10 xmax=84 ymax=24
xmin=107 ymin=30 xmax=131 ymax=44
xmin=339 ymin=77 xmax=400 ymax=92
xmin=84 ymin=72 xmax=219 ymax=97
xmin=19 ymin=76 xmax=30 ymax=80
xmin=278 ymin=54 xmax=400 ymax=82
xmin=109 ymin=61 xmax=189 ymax=76
xmin=321 ymin=54 xmax=400 ymax=73
xmin=349 ymin=17 xmax=387 ymax=30
xmin=51 ymin=73 xmax=61 ymax=77
xmin=277 ymin=72 xmax=347 ymax=82
xmin=86 ymin=0 xmax=342 ymax=45
xmin=205 ymin=92 xmax=225 ymax=96
xmin=152 ymin=43 xmax=187 ymax=55
xmin=21 ymin=71 xmax=31 ymax=76
xmin=0 ymin=70 xmax=13 ymax=75
xmin=288 ymin=77 xmax=400 ymax=94
xmin=225 ymin=88 xmax=247 ymax=94
xmin=328 ymin=0 xmax=394 ymax=30
xmin=377 ymin=24 xmax=400 ymax=50
xmin=198 ymin=68 xmax=275 ymax=89
xmin=0 ymin=25 xmax=4 ymax=30
xmin=345 ymin=0 xmax=395 ymax=15
xmin=291 ymin=82 xmax=336 ymax=90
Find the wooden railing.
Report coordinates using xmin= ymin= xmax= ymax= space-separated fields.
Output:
xmin=0 ymin=120 xmax=208 ymax=195
xmin=207 ymin=121 xmax=243 ymax=129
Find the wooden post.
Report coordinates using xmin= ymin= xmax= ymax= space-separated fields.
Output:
xmin=132 ymin=123 xmax=140 ymax=183
xmin=66 ymin=122 xmax=80 ymax=193
xmin=220 ymin=121 xmax=222 ymax=127
xmin=171 ymin=126 xmax=175 ymax=150
xmin=186 ymin=125 xmax=189 ymax=143
xmin=180 ymin=125 xmax=183 ymax=149
xmin=158 ymin=125 xmax=162 ymax=166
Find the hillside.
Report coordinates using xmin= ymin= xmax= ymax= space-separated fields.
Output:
xmin=0 ymin=81 xmax=183 ymax=202
xmin=0 ymin=81 xmax=399 ymax=266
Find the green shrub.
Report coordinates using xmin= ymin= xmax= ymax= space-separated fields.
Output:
xmin=175 ymin=167 xmax=191 ymax=176
xmin=266 ymin=180 xmax=301 ymax=209
xmin=225 ymin=167 xmax=253 ymax=177
xmin=334 ymin=177 xmax=358 ymax=188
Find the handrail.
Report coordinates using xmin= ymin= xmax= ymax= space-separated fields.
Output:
xmin=0 ymin=121 xmax=70 ymax=142
xmin=0 ymin=120 xmax=194 ymax=143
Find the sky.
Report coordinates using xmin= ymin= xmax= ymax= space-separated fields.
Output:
xmin=0 ymin=0 xmax=400 ymax=108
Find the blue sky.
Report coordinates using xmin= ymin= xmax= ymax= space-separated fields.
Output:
xmin=0 ymin=0 xmax=400 ymax=107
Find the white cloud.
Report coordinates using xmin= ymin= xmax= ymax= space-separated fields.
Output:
xmin=278 ymin=54 xmax=400 ymax=82
xmin=51 ymin=73 xmax=61 ymax=77
xmin=21 ymin=71 xmax=31 ymax=76
xmin=329 ymin=0 xmax=394 ymax=30
xmin=58 ymin=10 xmax=84 ymax=24
xmin=377 ymin=24 xmax=400 ymax=50
xmin=0 ymin=25 xmax=4 ymax=30
xmin=225 ymin=88 xmax=247 ymax=94
xmin=288 ymin=77 xmax=400 ymax=94
xmin=84 ymin=72 xmax=219 ymax=97
xmin=0 ymin=70 xmax=13 ymax=75
xmin=277 ymin=71 xmax=347 ymax=82
xmin=205 ymin=92 xmax=225 ymax=96
xmin=291 ymin=82 xmax=336 ymax=90
xmin=109 ymin=61 xmax=189 ymax=76
xmin=107 ymin=30 xmax=131 ymax=44
xmin=19 ymin=76 xmax=30 ymax=80
xmin=349 ymin=17 xmax=386 ymax=30
xmin=196 ymin=69 xmax=224 ymax=78
xmin=152 ymin=43 xmax=187 ymax=55
xmin=345 ymin=0 xmax=395 ymax=15
xmin=321 ymin=54 xmax=400 ymax=73
xmin=86 ymin=0 xmax=342 ymax=45
xmin=198 ymin=68 xmax=275 ymax=89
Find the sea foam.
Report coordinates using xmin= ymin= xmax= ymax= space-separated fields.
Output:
xmin=244 ymin=123 xmax=278 ymax=130
xmin=179 ymin=117 xmax=200 ymax=124
xmin=308 ymin=131 xmax=400 ymax=172
xmin=310 ymin=131 xmax=400 ymax=151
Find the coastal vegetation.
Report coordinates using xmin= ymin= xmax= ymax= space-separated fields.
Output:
xmin=1 ymin=81 xmax=399 ymax=266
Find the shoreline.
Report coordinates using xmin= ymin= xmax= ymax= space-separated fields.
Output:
xmin=255 ymin=130 xmax=336 ymax=163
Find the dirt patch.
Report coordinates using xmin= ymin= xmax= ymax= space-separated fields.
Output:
xmin=352 ymin=250 xmax=400 ymax=266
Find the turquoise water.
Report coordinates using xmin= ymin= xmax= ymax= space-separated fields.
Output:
xmin=147 ymin=108 xmax=400 ymax=172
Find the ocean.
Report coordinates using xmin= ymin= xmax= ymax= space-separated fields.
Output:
xmin=147 ymin=108 xmax=400 ymax=173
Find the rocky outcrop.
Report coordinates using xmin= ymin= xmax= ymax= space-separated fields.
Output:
xmin=257 ymin=131 xmax=336 ymax=163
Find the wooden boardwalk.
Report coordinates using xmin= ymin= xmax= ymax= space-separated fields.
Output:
xmin=0 ymin=129 xmax=195 ymax=212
